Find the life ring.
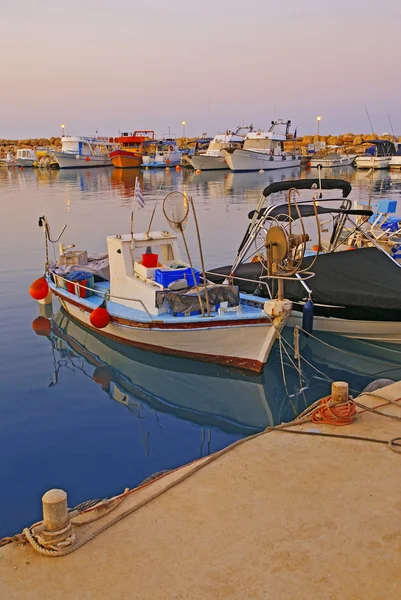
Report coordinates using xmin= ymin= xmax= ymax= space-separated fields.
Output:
xmin=169 ymin=145 xmax=174 ymax=151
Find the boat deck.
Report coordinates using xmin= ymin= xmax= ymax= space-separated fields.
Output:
xmin=1 ymin=382 xmax=401 ymax=599
xmin=49 ymin=280 xmax=269 ymax=324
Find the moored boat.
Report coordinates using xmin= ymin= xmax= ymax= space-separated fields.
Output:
xmin=221 ymin=119 xmax=301 ymax=172
xmin=31 ymin=189 xmax=313 ymax=372
xmin=53 ymin=135 xmax=117 ymax=169
xmin=210 ymin=178 xmax=401 ymax=344
xmin=141 ymin=139 xmax=182 ymax=168
xmin=110 ymin=130 xmax=155 ymax=168
xmin=355 ymin=140 xmax=396 ymax=170
xmin=189 ymin=128 xmax=250 ymax=171
xmin=15 ymin=149 xmax=37 ymax=168
xmin=309 ymin=152 xmax=355 ymax=168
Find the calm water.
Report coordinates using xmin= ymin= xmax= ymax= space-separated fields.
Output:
xmin=1 ymin=165 xmax=401 ymax=537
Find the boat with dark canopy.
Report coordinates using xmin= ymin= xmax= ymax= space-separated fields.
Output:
xmin=209 ymin=178 xmax=401 ymax=342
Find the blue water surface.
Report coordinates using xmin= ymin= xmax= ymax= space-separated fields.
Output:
xmin=1 ymin=165 xmax=401 ymax=537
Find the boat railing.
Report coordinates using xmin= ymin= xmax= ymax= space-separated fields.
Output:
xmin=49 ymin=271 xmax=154 ymax=319
xmin=205 ymin=270 xmax=315 ymax=300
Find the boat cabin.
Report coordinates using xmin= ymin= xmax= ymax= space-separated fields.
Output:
xmin=113 ymin=131 xmax=155 ymax=152
xmin=107 ymin=230 xmax=192 ymax=315
xmin=242 ymin=119 xmax=292 ymax=154
xmin=365 ymin=140 xmax=397 ymax=157
xmin=16 ymin=149 xmax=36 ymax=161
xmin=61 ymin=136 xmax=116 ymax=156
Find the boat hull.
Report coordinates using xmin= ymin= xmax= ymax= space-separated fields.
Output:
xmin=50 ymin=285 xmax=286 ymax=372
xmin=390 ymin=156 xmax=401 ymax=170
xmin=290 ymin=312 xmax=401 ymax=343
xmin=189 ymin=154 xmax=229 ymax=171
xmin=110 ymin=150 xmax=142 ymax=169
xmin=222 ymin=149 xmax=301 ymax=172
xmin=53 ymin=152 xmax=112 ymax=169
xmin=309 ymin=157 xmax=355 ymax=168
xmin=15 ymin=159 xmax=36 ymax=168
xmin=355 ymin=156 xmax=390 ymax=170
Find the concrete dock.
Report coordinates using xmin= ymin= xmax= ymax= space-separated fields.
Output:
xmin=1 ymin=382 xmax=401 ymax=599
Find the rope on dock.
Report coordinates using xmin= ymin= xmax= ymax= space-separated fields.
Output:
xmin=2 ymin=386 xmax=401 ymax=556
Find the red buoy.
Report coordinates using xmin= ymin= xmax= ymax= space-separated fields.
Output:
xmin=85 ymin=156 xmax=91 ymax=161
xmin=32 ymin=316 xmax=51 ymax=337
xmin=29 ymin=277 xmax=49 ymax=300
xmin=90 ymin=307 xmax=110 ymax=328
xmin=93 ymin=366 xmax=113 ymax=388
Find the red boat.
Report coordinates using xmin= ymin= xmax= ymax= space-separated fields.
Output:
xmin=110 ymin=130 xmax=155 ymax=168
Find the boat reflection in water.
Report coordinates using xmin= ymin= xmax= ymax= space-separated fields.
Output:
xmin=34 ymin=310 xmax=401 ymax=438
xmin=42 ymin=310 xmax=299 ymax=434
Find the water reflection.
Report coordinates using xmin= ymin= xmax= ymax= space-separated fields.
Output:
xmin=2 ymin=162 xmax=401 ymax=537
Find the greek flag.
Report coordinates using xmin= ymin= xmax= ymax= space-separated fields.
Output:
xmin=134 ymin=178 xmax=145 ymax=209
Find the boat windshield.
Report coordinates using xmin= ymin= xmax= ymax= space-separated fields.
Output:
xmin=244 ymin=139 xmax=273 ymax=150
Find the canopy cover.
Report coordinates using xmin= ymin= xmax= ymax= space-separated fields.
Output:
xmin=209 ymin=248 xmax=401 ymax=321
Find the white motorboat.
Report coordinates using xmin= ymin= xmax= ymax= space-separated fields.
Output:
xmin=15 ymin=149 xmax=37 ymax=168
xmin=53 ymin=135 xmax=117 ymax=169
xmin=221 ymin=119 xmax=301 ymax=172
xmin=355 ymin=140 xmax=396 ymax=170
xmin=142 ymin=139 xmax=182 ymax=168
xmin=189 ymin=128 xmax=249 ymax=171
xmin=211 ymin=178 xmax=401 ymax=344
xmin=309 ymin=152 xmax=355 ymax=169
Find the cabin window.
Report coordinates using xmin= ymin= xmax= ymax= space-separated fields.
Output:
xmin=209 ymin=141 xmax=224 ymax=151
xmin=244 ymin=139 xmax=272 ymax=150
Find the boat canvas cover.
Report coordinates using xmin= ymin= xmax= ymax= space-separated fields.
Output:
xmin=210 ymin=247 xmax=401 ymax=321
xmin=156 ymin=285 xmax=239 ymax=315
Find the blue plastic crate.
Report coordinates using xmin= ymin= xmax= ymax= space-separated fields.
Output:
xmin=155 ymin=267 xmax=200 ymax=288
xmin=377 ymin=199 xmax=397 ymax=214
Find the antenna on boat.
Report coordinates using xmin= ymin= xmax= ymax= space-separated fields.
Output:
xmin=387 ymin=112 xmax=396 ymax=143
xmin=146 ymin=172 xmax=166 ymax=237
xmin=364 ymin=105 xmax=375 ymax=136
xmin=162 ymin=191 xmax=209 ymax=316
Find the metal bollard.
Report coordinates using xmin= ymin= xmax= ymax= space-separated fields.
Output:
xmin=36 ymin=489 xmax=76 ymax=548
xmin=331 ymin=381 xmax=349 ymax=404
xmin=42 ymin=489 xmax=68 ymax=531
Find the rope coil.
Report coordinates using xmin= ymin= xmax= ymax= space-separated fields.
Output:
xmin=310 ymin=395 xmax=356 ymax=426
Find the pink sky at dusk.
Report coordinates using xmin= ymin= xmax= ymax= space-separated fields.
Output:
xmin=1 ymin=0 xmax=400 ymax=139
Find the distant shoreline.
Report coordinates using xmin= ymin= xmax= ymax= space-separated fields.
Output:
xmin=1 ymin=132 xmax=399 ymax=158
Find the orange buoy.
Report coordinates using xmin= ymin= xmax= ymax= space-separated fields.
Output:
xmin=175 ymin=165 xmax=181 ymax=171
xmin=93 ymin=366 xmax=113 ymax=388
xmin=311 ymin=245 xmax=321 ymax=252
xmin=85 ymin=156 xmax=90 ymax=162
xmin=19 ymin=166 xmax=23 ymax=171
xmin=32 ymin=316 xmax=51 ymax=337
xmin=166 ymin=159 xmax=171 ymax=164
xmin=29 ymin=277 xmax=49 ymax=300
xmin=195 ymin=169 xmax=201 ymax=175
xmin=90 ymin=306 xmax=110 ymax=328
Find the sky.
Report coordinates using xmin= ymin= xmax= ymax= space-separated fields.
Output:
xmin=1 ymin=0 xmax=400 ymax=139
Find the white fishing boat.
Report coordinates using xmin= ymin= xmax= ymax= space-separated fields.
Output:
xmin=53 ymin=135 xmax=117 ymax=169
xmin=15 ymin=149 xmax=37 ymax=168
xmin=189 ymin=128 xmax=249 ymax=171
xmin=309 ymin=152 xmax=355 ymax=169
xmin=355 ymin=140 xmax=396 ymax=170
xmin=30 ymin=188 xmax=313 ymax=373
xmin=221 ymin=119 xmax=301 ymax=172
xmin=142 ymin=139 xmax=182 ymax=168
